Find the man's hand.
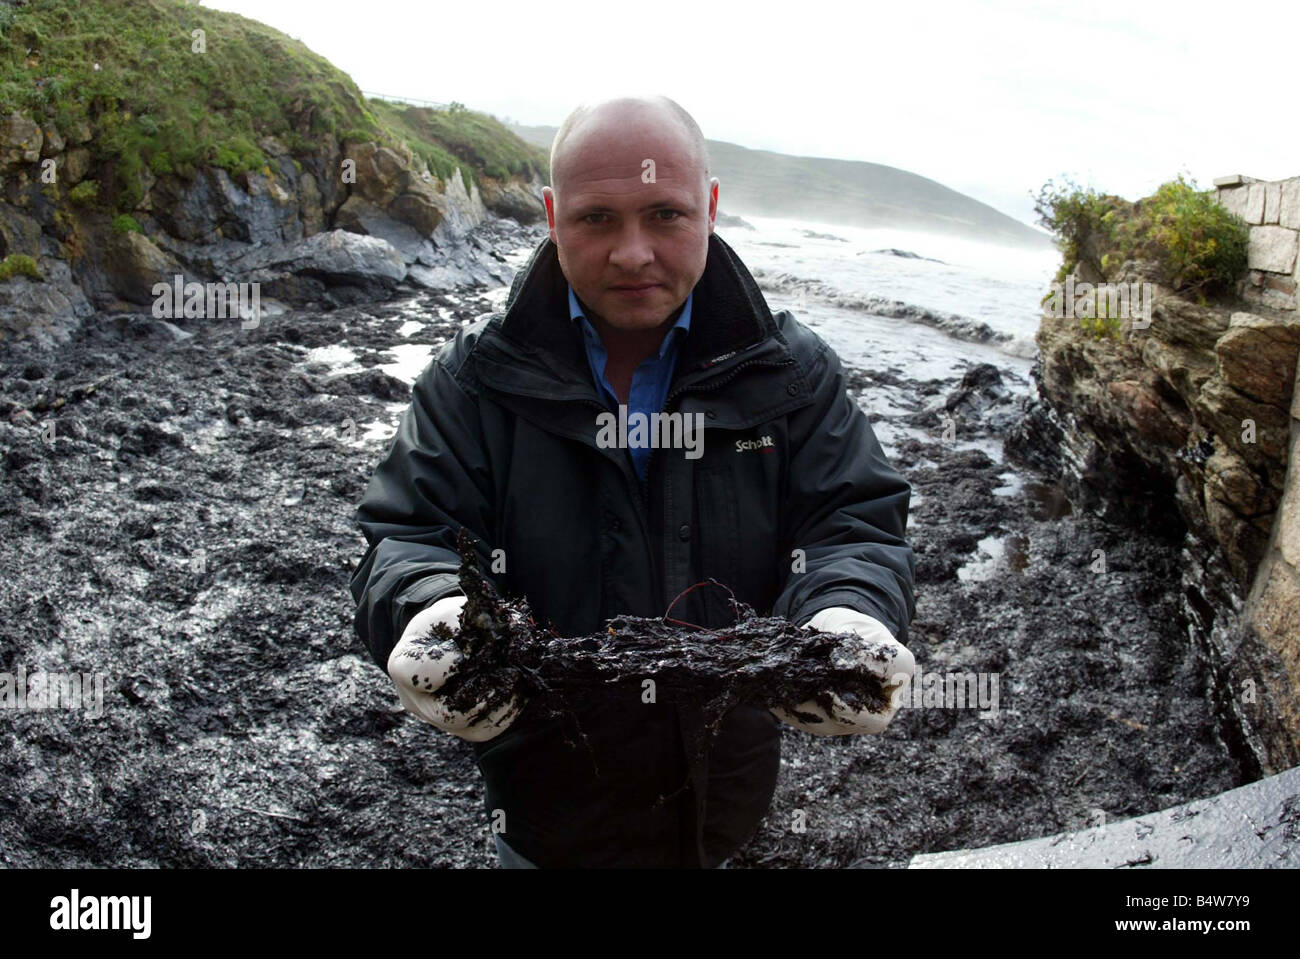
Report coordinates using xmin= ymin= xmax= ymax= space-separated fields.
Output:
xmin=387 ymin=593 xmax=524 ymax=742
xmin=770 ymin=606 xmax=915 ymax=736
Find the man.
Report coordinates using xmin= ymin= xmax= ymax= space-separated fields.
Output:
xmin=350 ymin=95 xmax=917 ymax=868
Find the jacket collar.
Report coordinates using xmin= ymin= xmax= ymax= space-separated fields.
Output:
xmin=496 ymin=232 xmax=780 ymax=384
xmin=569 ymin=284 xmax=694 ymax=361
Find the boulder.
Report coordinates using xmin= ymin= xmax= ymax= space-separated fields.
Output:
xmin=148 ymin=166 xmax=302 ymax=245
xmin=104 ymin=231 xmax=186 ymax=305
xmin=334 ymin=141 xmax=462 ymax=238
xmin=39 ymin=124 xmax=64 ymax=158
xmin=148 ymin=169 xmax=237 ymax=243
xmin=0 ymin=205 xmax=42 ymax=258
xmin=343 ymin=141 xmax=411 ymax=206
xmin=0 ymin=258 xmax=94 ymax=345
xmin=62 ymin=147 xmax=91 ymax=185
xmin=438 ymin=167 xmax=488 ymax=235
xmin=297 ymin=171 xmax=325 ymax=237
xmin=1215 ymin=313 xmax=1300 ymax=407
xmin=228 ymin=229 xmax=406 ymax=303
xmin=941 ymin=363 xmax=1008 ymax=422
xmin=478 ymin=175 xmax=546 ymax=225
xmin=387 ymin=183 xmax=443 ymax=237
xmin=335 ymin=196 xmax=428 ymax=263
xmin=1194 ymin=376 xmax=1291 ymax=471
xmin=0 ymin=112 xmax=42 ymax=169
xmin=218 ymin=167 xmax=304 ymax=244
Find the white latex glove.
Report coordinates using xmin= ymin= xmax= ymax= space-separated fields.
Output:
xmin=387 ymin=593 xmax=524 ymax=742
xmin=771 ymin=606 xmax=916 ymax=736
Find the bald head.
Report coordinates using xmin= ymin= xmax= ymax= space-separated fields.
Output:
xmin=549 ymin=95 xmax=710 ymax=198
xmin=542 ymin=95 xmax=717 ymax=335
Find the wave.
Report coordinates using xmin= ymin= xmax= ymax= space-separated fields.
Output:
xmin=751 ymin=268 xmax=1017 ymax=350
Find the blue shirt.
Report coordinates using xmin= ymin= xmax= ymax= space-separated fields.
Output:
xmin=569 ymin=283 xmax=693 ymax=483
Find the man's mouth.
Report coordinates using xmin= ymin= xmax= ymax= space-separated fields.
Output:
xmin=609 ymin=283 xmax=661 ymax=298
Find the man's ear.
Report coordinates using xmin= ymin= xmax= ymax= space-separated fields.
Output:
xmin=707 ymin=178 xmax=719 ymax=234
xmin=542 ymin=186 xmax=558 ymax=243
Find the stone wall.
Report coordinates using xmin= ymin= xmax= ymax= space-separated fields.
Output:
xmin=1215 ymin=174 xmax=1300 ymax=312
xmin=1231 ymin=350 xmax=1300 ymax=772
xmin=1211 ymin=175 xmax=1300 ymax=773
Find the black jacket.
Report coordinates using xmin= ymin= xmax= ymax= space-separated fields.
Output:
xmin=350 ymin=231 xmax=916 ymax=867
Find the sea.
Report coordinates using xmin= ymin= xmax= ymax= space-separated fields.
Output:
xmin=307 ymin=214 xmax=1062 ymax=458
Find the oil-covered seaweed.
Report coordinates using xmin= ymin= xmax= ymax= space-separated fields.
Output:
xmin=408 ymin=529 xmax=898 ymax=757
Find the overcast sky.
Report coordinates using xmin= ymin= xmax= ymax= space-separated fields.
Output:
xmin=209 ymin=0 xmax=1296 ymax=227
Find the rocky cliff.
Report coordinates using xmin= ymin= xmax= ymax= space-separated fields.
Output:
xmin=1010 ymin=175 xmax=1300 ymax=776
xmin=0 ymin=112 xmax=547 ymax=345
xmin=0 ymin=0 xmax=548 ymax=344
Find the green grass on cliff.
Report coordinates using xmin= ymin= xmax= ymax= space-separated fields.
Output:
xmin=1034 ymin=175 xmax=1249 ymax=300
xmin=0 ymin=252 xmax=40 ymax=281
xmin=0 ymin=0 xmax=546 ymax=211
xmin=369 ymin=99 xmax=546 ymax=191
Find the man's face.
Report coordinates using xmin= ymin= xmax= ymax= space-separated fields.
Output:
xmin=543 ymin=113 xmax=718 ymax=332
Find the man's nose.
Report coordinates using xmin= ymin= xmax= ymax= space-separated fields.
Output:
xmin=607 ymin=224 xmax=655 ymax=271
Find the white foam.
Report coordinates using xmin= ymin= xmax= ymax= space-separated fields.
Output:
xmin=301 ymin=344 xmax=361 ymax=375
xmin=957 ymin=535 xmax=1009 ymax=583
xmin=380 ymin=344 xmax=437 ymax=385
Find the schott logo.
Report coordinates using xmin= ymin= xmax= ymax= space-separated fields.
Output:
xmin=735 ymin=434 xmax=775 ymax=453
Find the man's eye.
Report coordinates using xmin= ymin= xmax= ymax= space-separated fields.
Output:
xmin=583 ymin=213 xmax=608 ymax=224
xmin=655 ymin=209 xmax=681 ymax=221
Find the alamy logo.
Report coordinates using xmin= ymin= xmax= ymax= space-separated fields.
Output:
xmin=595 ymin=405 xmax=704 ymax=460
xmin=50 ymin=889 xmax=151 ymax=939
xmin=735 ymin=434 xmax=775 ymax=453
xmin=152 ymin=274 xmax=261 ymax=329
xmin=1042 ymin=275 xmax=1152 ymax=329
xmin=890 ymin=666 xmax=1000 ymax=718
xmin=1 ymin=666 xmax=105 ymax=718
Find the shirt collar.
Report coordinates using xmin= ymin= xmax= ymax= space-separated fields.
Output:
xmin=569 ymin=283 xmax=693 ymax=359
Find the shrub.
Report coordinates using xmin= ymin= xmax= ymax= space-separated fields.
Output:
xmin=1033 ymin=177 xmax=1123 ymax=283
xmin=0 ymin=253 xmax=41 ymax=281
xmin=111 ymin=214 xmax=143 ymax=234
xmin=211 ymin=137 xmax=265 ymax=176
xmin=1035 ymin=175 xmax=1249 ymax=298
xmin=67 ymin=179 xmax=99 ymax=204
xmin=1079 ymin=309 xmax=1124 ymax=342
xmin=1115 ymin=176 xmax=1248 ymax=297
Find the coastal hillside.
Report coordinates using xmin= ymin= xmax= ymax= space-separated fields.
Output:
xmin=508 ymin=122 xmax=1050 ymax=249
xmin=0 ymin=0 xmax=548 ymax=341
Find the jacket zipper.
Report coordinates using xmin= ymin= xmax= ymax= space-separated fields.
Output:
xmin=522 ymin=352 xmax=797 ymax=619
xmin=574 ymin=397 xmax=659 ymax=601
xmin=650 ymin=353 xmax=796 ymax=614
